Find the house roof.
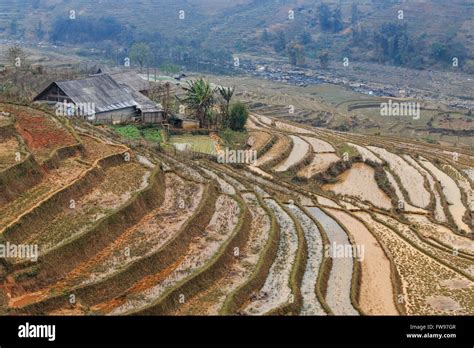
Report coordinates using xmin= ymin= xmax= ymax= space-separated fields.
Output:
xmin=35 ymin=72 xmax=162 ymax=114
xmin=108 ymin=70 xmax=151 ymax=92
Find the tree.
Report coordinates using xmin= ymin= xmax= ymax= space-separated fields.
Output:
xmin=287 ymin=43 xmax=305 ymax=66
xmin=319 ymin=51 xmax=329 ymax=69
xmin=318 ymin=4 xmax=332 ymax=31
xmin=217 ymin=86 xmax=234 ymax=128
xmin=299 ymin=31 xmax=312 ymax=45
xmin=229 ymin=102 xmax=249 ymax=131
xmin=35 ymin=20 xmax=44 ymax=40
xmin=180 ymin=78 xmax=214 ymax=128
xmin=332 ymin=7 xmax=343 ymax=32
xmin=129 ymin=43 xmax=151 ymax=72
xmin=273 ymin=31 xmax=286 ymax=52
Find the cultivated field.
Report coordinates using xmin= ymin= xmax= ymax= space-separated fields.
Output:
xmin=0 ymin=102 xmax=472 ymax=318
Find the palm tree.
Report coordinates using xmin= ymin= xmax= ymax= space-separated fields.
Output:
xmin=217 ymin=86 xmax=234 ymax=128
xmin=180 ymin=78 xmax=214 ymax=128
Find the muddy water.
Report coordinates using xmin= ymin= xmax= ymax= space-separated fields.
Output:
xmin=274 ymin=135 xmax=310 ymax=172
xmin=301 ymin=136 xmax=335 ymax=153
xmin=244 ymin=199 xmax=298 ymax=315
xmin=368 ymin=146 xmax=430 ymax=208
xmin=306 ymin=207 xmax=359 ymax=315
xmin=174 ymin=192 xmax=271 ymax=315
xmin=463 ymin=168 xmax=474 ymax=182
xmin=403 ymin=155 xmax=446 ymax=222
xmin=108 ymin=194 xmax=240 ymax=315
xmin=328 ymin=209 xmax=398 ymax=315
xmin=421 ymin=160 xmax=470 ymax=233
xmin=297 ymin=153 xmax=339 ymax=178
xmin=323 ymin=163 xmax=392 ymax=210
xmin=275 ymin=121 xmax=314 ymax=135
xmin=255 ymin=134 xmax=290 ymax=167
xmin=200 ymin=168 xmax=236 ymax=194
xmin=445 ymin=164 xmax=474 ymax=212
xmin=286 ymin=204 xmax=325 ymax=315
xmin=384 ymin=170 xmax=426 ymax=213
xmin=316 ymin=196 xmax=341 ymax=209
xmin=347 ymin=143 xmax=382 ymax=164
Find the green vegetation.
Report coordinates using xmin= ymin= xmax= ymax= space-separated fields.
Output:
xmin=50 ymin=16 xmax=129 ymax=45
xmin=180 ymin=78 xmax=215 ymax=128
xmin=160 ymin=64 xmax=181 ymax=74
xmin=229 ymin=102 xmax=249 ymax=132
xmin=216 ymin=86 xmax=234 ymax=128
xmin=218 ymin=129 xmax=248 ymax=149
xmin=142 ymin=128 xmax=163 ymax=142
xmin=113 ymin=125 xmax=141 ymax=140
xmin=423 ymin=137 xmax=438 ymax=144
xmin=130 ymin=43 xmax=151 ymax=72
xmin=113 ymin=125 xmax=163 ymax=143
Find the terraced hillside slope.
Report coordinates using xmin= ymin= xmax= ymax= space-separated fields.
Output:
xmin=0 ymin=102 xmax=473 ymax=316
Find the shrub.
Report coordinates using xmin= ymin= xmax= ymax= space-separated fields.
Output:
xmin=229 ymin=102 xmax=249 ymax=131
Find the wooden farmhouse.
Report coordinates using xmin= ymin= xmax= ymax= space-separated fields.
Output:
xmin=33 ymin=71 xmax=164 ymax=124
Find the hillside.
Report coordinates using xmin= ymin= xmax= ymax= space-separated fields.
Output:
xmin=1 ymin=0 xmax=473 ymax=72
xmin=0 ymin=100 xmax=472 ymax=316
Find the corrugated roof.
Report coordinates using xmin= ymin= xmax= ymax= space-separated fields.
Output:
xmin=109 ymin=71 xmax=151 ymax=92
xmin=56 ymin=74 xmax=138 ymax=113
xmin=36 ymin=72 xmax=163 ymax=114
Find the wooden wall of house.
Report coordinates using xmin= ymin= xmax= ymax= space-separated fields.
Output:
xmin=92 ymin=107 xmax=136 ymax=124
xmin=37 ymin=85 xmax=72 ymax=104
xmin=142 ymin=112 xmax=164 ymax=124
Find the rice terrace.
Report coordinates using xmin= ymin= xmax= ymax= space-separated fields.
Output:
xmin=0 ymin=0 xmax=473 ymax=330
